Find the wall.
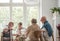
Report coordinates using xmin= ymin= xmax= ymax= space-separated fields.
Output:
xmin=42 ymin=0 xmax=57 ymax=41
xmin=58 ymin=0 xmax=60 ymax=7
xmin=57 ymin=0 xmax=60 ymax=24
xmin=56 ymin=0 xmax=60 ymax=41
xmin=42 ymin=0 xmax=57 ymax=26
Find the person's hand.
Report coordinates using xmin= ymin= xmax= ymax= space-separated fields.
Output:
xmin=40 ymin=29 xmax=45 ymax=32
xmin=23 ymin=34 xmax=27 ymax=39
xmin=17 ymin=34 xmax=21 ymax=36
xmin=25 ymin=35 xmax=27 ymax=39
xmin=7 ymin=38 xmax=10 ymax=40
xmin=3 ymin=37 xmax=9 ymax=40
xmin=9 ymin=27 xmax=13 ymax=30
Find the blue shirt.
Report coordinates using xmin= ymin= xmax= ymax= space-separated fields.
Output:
xmin=42 ymin=21 xmax=53 ymax=37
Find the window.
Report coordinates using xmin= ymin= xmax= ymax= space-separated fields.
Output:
xmin=26 ymin=6 xmax=39 ymax=26
xmin=0 ymin=7 xmax=10 ymax=19
xmin=0 ymin=7 xmax=10 ymax=32
xmin=12 ymin=0 xmax=23 ymax=3
xmin=0 ymin=0 xmax=40 ymax=37
xmin=25 ymin=0 xmax=39 ymax=4
xmin=0 ymin=0 xmax=10 ymax=3
xmin=12 ymin=7 xmax=24 ymax=30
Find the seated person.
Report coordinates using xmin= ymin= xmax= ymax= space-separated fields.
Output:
xmin=15 ymin=22 xmax=25 ymax=41
xmin=8 ymin=22 xmax=14 ymax=41
xmin=15 ymin=35 xmax=20 ymax=41
xmin=17 ymin=22 xmax=23 ymax=36
xmin=2 ymin=28 xmax=10 ymax=41
xmin=34 ymin=30 xmax=42 ymax=41
xmin=26 ymin=19 xmax=42 ymax=41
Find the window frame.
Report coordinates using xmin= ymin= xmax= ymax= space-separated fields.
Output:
xmin=0 ymin=0 xmax=42 ymax=28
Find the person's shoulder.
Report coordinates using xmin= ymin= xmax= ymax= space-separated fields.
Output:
xmin=2 ymin=32 xmax=4 ymax=34
xmin=28 ymin=25 xmax=31 ymax=27
xmin=44 ymin=22 xmax=51 ymax=28
xmin=35 ymin=24 xmax=40 ymax=29
xmin=27 ymin=25 xmax=32 ymax=28
xmin=35 ymin=24 xmax=40 ymax=28
xmin=36 ymin=24 xmax=40 ymax=26
xmin=46 ymin=22 xmax=51 ymax=26
xmin=45 ymin=22 xmax=49 ymax=25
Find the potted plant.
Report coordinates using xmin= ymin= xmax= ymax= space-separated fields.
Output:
xmin=51 ymin=7 xmax=60 ymax=14
xmin=50 ymin=7 xmax=60 ymax=41
xmin=50 ymin=7 xmax=60 ymax=20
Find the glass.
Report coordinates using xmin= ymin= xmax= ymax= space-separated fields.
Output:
xmin=12 ymin=7 xmax=24 ymax=39
xmin=0 ymin=7 xmax=10 ymax=19
xmin=12 ymin=0 xmax=23 ymax=3
xmin=0 ymin=0 xmax=10 ymax=3
xmin=12 ymin=7 xmax=23 ymax=30
xmin=27 ymin=6 xmax=39 ymax=26
xmin=24 ymin=0 xmax=39 ymax=4
xmin=0 ymin=7 xmax=10 ymax=37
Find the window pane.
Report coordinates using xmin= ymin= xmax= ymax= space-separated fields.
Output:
xmin=12 ymin=0 xmax=23 ymax=3
xmin=0 ymin=7 xmax=10 ymax=37
xmin=0 ymin=7 xmax=10 ymax=19
xmin=0 ymin=0 xmax=10 ymax=3
xmin=24 ymin=0 xmax=39 ymax=4
xmin=12 ymin=7 xmax=23 ymax=30
xmin=27 ymin=6 xmax=39 ymax=25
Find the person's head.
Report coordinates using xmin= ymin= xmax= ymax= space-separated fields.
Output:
xmin=18 ymin=22 xmax=22 ymax=29
xmin=8 ymin=22 xmax=14 ymax=27
xmin=31 ymin=18 xmax=37 ymax=24
xmin=40 ymin=16 xmax=47 ymax=23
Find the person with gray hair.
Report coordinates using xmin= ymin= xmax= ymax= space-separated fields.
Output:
xmin=40 ymin=16 xmax=53 ymax=41
xmin=26 ymin=18 xmax=42 ymax=41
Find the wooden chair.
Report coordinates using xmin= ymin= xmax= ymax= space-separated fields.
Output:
xmin=34 ymin=30 xmax=43 ymax=41
xmin=1 ymin=32 xmax=3 ymax=41
xmin=52 ymin=33 xmax=54 ymax=41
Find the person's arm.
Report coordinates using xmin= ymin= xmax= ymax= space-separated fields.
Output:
xmin=1 ymin=32 xmax=3 ymax=41
xmin=40 ymin=25 xmax=46 ymax=32
xmin=12 ymin=34 xmax=17 ymax=36
xmin=26 ymin=27 xmax=30 ymax=37
xmin=41 ymin=25 xmax=44 ymax=29
xmin=44 ymin=23 xmax=53 ymax=37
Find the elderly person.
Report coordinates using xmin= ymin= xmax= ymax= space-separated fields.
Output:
xmin=2 ymin=28 xmax=10 ymax=41
xmin=16 ymin=22 xmax=25 ymax=41
xmin=26 ymin=19 xmax=42 ymax=41
xmin=17 ymin=22 xmax=23 ymax=35
xmin=8 ymin=22 xmax=14 ymax=41
xmin=40 ymin=16 xmax=53 ymax=41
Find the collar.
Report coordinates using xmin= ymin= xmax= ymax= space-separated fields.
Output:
xmin=44 ymin=21 xmax=48 ymax=24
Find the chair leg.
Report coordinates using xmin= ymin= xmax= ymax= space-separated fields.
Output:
xmin=39 ymin=35 xmax=44 ymax=41
xmin=52 ymin=34 xmax=54 ymax=41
